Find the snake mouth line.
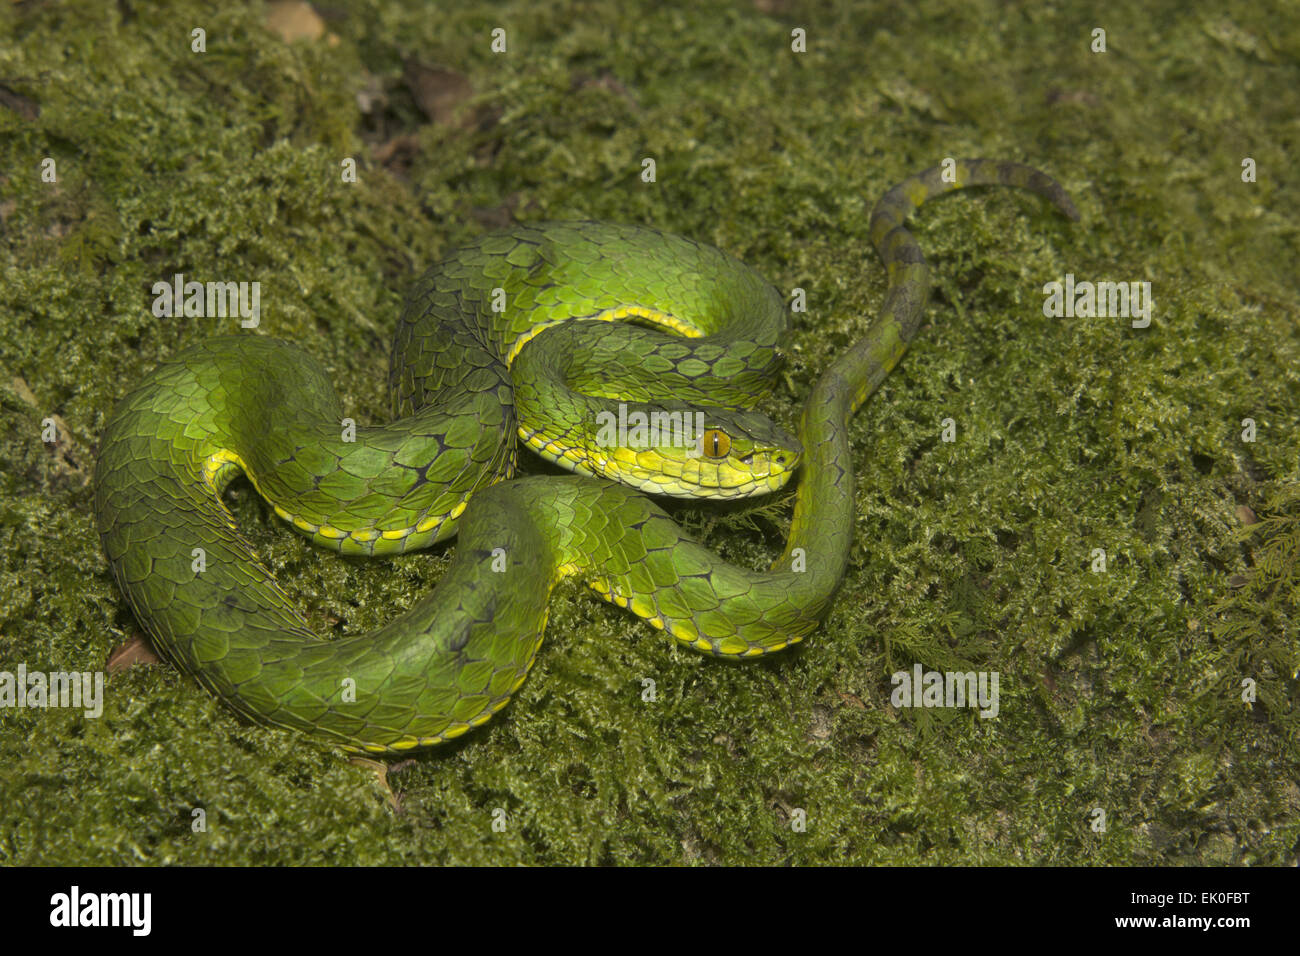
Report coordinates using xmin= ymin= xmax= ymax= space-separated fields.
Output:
xmin=515 ymin=422 xmax=792 ymax=500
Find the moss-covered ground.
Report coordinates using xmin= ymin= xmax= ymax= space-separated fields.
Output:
xmin=0 ymin=0 xmax=1296 ymax=864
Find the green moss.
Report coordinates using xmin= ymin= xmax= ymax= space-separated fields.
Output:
xmin=0 ymin=0 xmax=1296 ymax=864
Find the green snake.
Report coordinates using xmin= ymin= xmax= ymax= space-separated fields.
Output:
xmin=93 ymin=160 xmax=1078 ymax=753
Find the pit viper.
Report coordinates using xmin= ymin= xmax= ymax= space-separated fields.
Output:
xmin=94 ymin=160 xmax=1078 ymax=753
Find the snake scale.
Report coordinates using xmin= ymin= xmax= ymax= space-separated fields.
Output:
xmin=93 ymin=160 xmax=1078 ymax=753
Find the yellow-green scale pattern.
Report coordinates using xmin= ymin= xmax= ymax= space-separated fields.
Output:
xmin=94 ymin=161 xmax=1077 ymax=752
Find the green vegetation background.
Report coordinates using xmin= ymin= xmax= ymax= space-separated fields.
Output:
xmin=1 ymin=0 xmax=1296 ymax=865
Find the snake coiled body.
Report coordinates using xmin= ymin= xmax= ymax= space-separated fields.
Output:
xmin=94 ymin=160 xmax=1077 ymax=752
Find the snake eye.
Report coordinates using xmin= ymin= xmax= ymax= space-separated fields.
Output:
xmin=699 ymin=428 xmax=731 ymax=459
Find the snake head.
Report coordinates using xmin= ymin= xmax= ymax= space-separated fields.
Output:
xmin=585 ymin=401 xmax=802 ymax=500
